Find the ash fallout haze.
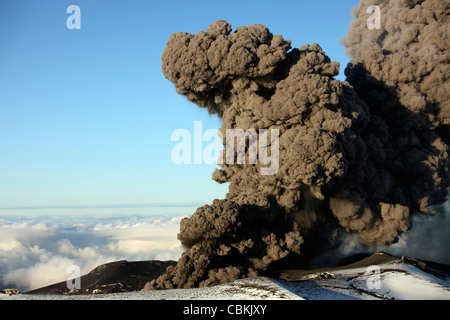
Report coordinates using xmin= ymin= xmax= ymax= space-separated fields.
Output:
xmin=0 ymin=0 xmax=449 ymax=295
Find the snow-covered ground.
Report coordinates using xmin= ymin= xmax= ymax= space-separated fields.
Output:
xmin=0 ymin=252 xmax=450 ymax=300
xmin=277 ymin=260 xmax=450 ymax=300
xmin=0 ymin=276 xmax=301 ymax=300
xmin=2 ymin=256 xmax=449 ymax=300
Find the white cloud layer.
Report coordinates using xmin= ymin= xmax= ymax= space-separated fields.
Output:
xmin=1 ymin=204 xmax=448 ymax=292
xmin=0 ymin=214 xmax=185 ymax=292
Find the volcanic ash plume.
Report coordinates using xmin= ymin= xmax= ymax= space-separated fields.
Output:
xmin=338 ymin=0 xmax=450 ymax=240
xmin=151 ymin=1 xmax=449 ymax=289
xmin=341 ymin=0 xmax=450 ymax=133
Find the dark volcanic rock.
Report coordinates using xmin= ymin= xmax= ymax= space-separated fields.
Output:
xmin=26 ymin=260 xmax=176 ymax=295
xmin=271 ymin=251 xmax=450 ymax=283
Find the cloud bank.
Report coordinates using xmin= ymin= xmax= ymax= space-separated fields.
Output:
xmin=0 ymin=215 xmax=183 ymax=292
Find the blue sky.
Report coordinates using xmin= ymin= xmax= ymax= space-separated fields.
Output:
xmin=0 ymin=0 xmax=359 ymax=214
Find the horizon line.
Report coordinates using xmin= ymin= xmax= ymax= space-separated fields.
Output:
xmin=0 ymin=202 xmax=210 ymax=211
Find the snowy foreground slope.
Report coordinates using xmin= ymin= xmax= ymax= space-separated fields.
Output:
xmin=276 ymin=252 xmax=450 ymax=300
xmin=0 ymin=277 xmax=300 ymax=300
xmin=1 ymin=252 xmax=449 ymax=300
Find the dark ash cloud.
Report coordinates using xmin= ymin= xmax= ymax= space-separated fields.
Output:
xmin=151 ymin=0 xmax=449 ymax=289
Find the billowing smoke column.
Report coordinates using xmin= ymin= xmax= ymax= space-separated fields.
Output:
xmin=151 ymin=0 xmax=449 ymax=289
xmin=338 ymin=0 xmax=450 ymax=242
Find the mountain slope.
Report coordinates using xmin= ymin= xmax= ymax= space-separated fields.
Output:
xmin=1 ymin=252 xmax=449 ymax=300
xmin=26 ymin=260 xmax=176 ymax=295
xmin=275 ymin=251 xmax=450 ymax=300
